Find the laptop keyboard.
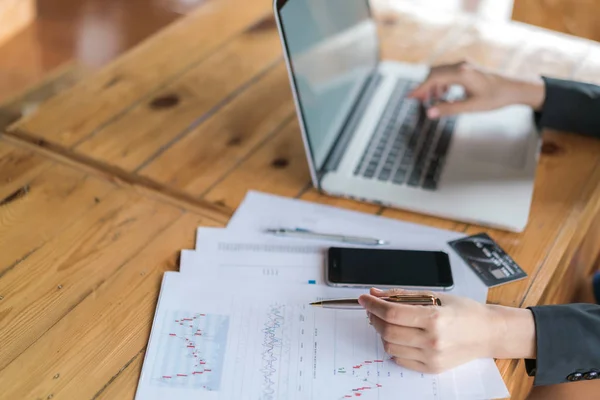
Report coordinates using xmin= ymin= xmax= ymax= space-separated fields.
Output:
xmin=353 ymin=79 xmax=456 ymax=191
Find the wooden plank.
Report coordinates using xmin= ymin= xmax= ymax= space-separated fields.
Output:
xmin=464 ymin=131 xmax=600 ymax=308
xmin=94 ymin=354 xmax=143 ymax=400
xmin=0 ymin=213 xmax=219 ymax=399
xmin=204 ymin=118 xmax=310 ymax=209
xmin=520 ymin=162 xmax=600 ymax=307
xmin=10 ymin=0 xmax=273 ymax=147
xmin=0 ymin=141 xmax=48 ymax=199
xmin=512 ymin=0 xmax=600 ymax=42
xmin=74 ymin=20 xmax=283 ymax=172
xmin=0 ymin=133 xmax=231 ymax=225
xmin=138 ymin=62 xmax=295 ymax=198
xmin=0 ymin=187 xmax=181 ymax=371
xmin=0 ymin=62 xmax=90 ymax=131
xmin=0 ymin=150 xmax=114 ymax=277
xmin=0 ymin=0 xmax=35 ymax=46
xmin=536 ymin=196 xmax=600 ymax=306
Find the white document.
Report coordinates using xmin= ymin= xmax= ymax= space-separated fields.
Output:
xmin=228 ymin=191 xmax=453 ymax=239
xmin=191 ymin=224 xmax=488 ymax=303
xmin=136 ymin=272 xmax=509 ymax=400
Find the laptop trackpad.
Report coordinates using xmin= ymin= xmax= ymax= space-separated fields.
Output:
xmin=455 ymin=106 xmax=534 ymax=170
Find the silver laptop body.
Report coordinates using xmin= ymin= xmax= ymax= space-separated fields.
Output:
xmin=274 ymin=0 xmax=541 ymax=232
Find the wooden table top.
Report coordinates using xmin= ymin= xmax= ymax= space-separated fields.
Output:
xmin=1 ymin=1 xmax=600 ymax=399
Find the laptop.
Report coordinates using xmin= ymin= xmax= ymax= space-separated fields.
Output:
xmin=274 ymin=0 xmax=541 ymax=232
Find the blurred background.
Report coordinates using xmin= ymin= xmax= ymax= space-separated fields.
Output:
xmin=0 ymin=0 xmax=599 ymax=103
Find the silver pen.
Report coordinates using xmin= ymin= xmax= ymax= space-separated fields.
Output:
xmin=265 ymin=228 xmax=389 ymax=246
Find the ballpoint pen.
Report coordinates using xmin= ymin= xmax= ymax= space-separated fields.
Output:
xmin=310 ymin=294 xmax=442 ymax=310
xmin=265 ymin=228 xmax=389 ymax=246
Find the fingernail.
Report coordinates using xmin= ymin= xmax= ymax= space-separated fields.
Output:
xmin=427 ymin=107 xmax=440 ymax=118
xmin=358 ymin=296 xmax=365 ymax=306
xmin=372 ymin=288 xmax=383 ymax=294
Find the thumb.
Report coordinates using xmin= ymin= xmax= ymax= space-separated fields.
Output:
xmin=427 ymin=98 xmax=482 ymax=118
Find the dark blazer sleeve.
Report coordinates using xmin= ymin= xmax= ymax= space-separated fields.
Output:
xmin=535 ymin=77 xmax=600 ymax=139
xmin=525 ymin=304 xmax=600 ymax=386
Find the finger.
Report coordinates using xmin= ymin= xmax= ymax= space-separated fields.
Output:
xmin=381 ymin=339 xmax=424 ymax=362
xmin=408 ymin=63 xmax=464 ymax=99
xmin=358 ymin=294 xmax=430 ymax=328
xmin=369 ymin=314 xmax=426 ymax=347
xmin=434 ymin=84 xmax=448 ymax=101
xmin=427 ymin=98 xmax=485 ymax=118
xmin=408 ymin=79 xmax=444 ymax=101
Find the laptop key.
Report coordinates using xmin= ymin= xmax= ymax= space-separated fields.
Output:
xmin=378 ymin=170 xmax=392 ymax=181
xmin=433 ymin=118 xmax=456 ymax=158
xmin=392 ymin=169 xmax=408 ymax=184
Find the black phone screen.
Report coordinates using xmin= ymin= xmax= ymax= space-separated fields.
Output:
xmin=327 ymin=247 xmax=453 ymax=287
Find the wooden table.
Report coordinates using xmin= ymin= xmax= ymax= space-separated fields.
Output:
xmin=1 ymin=1 xmax=599 ymax=399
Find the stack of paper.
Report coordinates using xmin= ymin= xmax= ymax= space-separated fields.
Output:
xmin=135 ymin=191 xmax=510 ymax=399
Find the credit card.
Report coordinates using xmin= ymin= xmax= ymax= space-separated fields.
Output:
xmin=448 ymin=233 xmax=527 ymax=287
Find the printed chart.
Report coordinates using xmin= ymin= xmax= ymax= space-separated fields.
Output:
xmin=152 ymin=311 xmax=229 ymax=391
xmin=137 ymin=273 xmax=446 ymax=400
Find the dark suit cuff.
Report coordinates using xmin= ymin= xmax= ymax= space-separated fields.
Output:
xmin=534 ymin=76 xmax=600 ymax=136
xmin=527 ymin=305 xmax=600 ymax=386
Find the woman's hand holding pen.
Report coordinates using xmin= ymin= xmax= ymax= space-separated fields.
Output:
xmin=358 ymin=288 xmax=537 ymax=374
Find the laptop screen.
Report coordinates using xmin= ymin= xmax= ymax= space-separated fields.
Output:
xmin=278 ymin=0 xmax=378 ymax=170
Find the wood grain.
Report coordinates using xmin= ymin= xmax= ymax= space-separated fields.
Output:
xmin=482 ymin=131 xmax=600 ymax=308
xmin=512 ymin=0 xmax=600 ymax=42
xmin=94 ymin=353 xmax=144 ymax=400
xmin=0 ymin=62 xmax=90 ymax=131
xmin=138 ymin=62 xmax=295 ymax=197
xmin=0 ymin=132 xmax=232 ymax=225
xmin=0 ymin=214 xmax=220 ymax=399
xmin=10 ymin=0 xmax=273 ymax=146
xmin=0 ymin=186 xmax=180 ymax=372
xmin=204 ymin=118 xmax=309 ymax=209
xmin=2 ymin=3 xmax=600 ymax=399
xmin=74 ymin=20 xmax=283 ymax=172
xmin=0 ymin=147 xmax=113 ymax=278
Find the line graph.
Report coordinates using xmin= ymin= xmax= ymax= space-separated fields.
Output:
xmin=261 ymin=304 xmax=286 ymax=398
xmin=318 ymin=308 xmax=438 ymax=400
xmin=152 ymin=310 xmax=229 ymax=390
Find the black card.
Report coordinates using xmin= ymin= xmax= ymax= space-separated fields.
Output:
xmin=448 ymin=233 xmax=527 ymax=287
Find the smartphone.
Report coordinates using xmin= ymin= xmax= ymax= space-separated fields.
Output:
xmin=326 ymin=247 xmax=454 ymax=290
